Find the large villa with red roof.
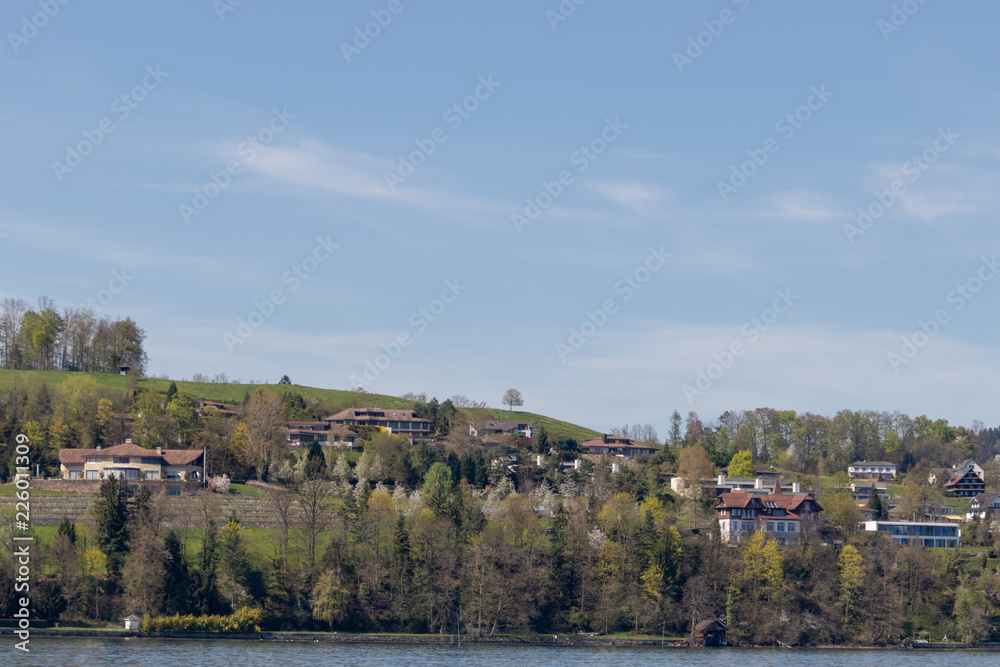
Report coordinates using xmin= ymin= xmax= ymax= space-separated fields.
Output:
xmin=713 ymin=480 xmax=823 ymax=546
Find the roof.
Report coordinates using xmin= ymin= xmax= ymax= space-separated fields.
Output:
xmin=123 ymin=614 xmax=142 ymax=621
xmin=694 ymin=619 xmax=726 ymax=633
xmin=483 ymin=420 xmax=535 ymax=432
xmin=944 ymin=467 xmax=984 ymax=487
xmin=580 ymin=436 xmax=658 ymax=451
xmin=713 ymin=486 xmax=823 ymax=515
xmin=59 ymin=443 xmax=203 ymax=467
xmin=849 ymin=461 xmax=895 ymax=467
xmin=969 ymin=491 xmax=1000 ymax=508
xmin=713 ymin=491 xmax=766 ymax=510
xmin=324 ymin=407 xmax=430 ymax=423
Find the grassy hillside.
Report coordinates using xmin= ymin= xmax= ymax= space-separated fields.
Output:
xmin=0 ymin=369 xmax=603 ymax=443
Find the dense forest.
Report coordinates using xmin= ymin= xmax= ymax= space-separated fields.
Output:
xmin=1 ymin=374 xmax=999 ymax=644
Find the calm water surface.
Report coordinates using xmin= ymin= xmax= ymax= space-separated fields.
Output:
xmin=9 ymin=638 xmax=999 ymax=667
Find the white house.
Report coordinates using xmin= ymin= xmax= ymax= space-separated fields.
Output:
xmin=965 ymin=491 xmax=1000 ymax=521
xmin=861 ymin=520 xmax=959 ymax=547
xmin=847 ymin=461 xmax=897 ymax=480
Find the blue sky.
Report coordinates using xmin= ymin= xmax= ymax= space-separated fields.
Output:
xmin=2 ymin=1 xmax=999 ymax=436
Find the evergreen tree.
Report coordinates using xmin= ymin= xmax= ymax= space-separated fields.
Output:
xmin=162 ymin=530 xmax=190 ymax=615
xmin=92 ymin=476 xmax=131 ymax=573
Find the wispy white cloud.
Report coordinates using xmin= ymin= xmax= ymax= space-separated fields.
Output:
xmin=758 ymin=190 xmax=841 ymax=222
xmin=244 ymin=141 xmax=507 ymax=226
xmin=585 ymin=179 xmax=668 ymax=214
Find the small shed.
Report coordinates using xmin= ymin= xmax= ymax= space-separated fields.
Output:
xmin=693 ymin=619 xmax=727 ymax=646
xmin=123 ymin=614 xmax=141 ymax=630
xmin=119 ymin=365 xmax=131 ymax=376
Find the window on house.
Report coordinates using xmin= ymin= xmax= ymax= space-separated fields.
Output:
xmin=86 ymin=470 xmax=99 ymax=480
xmin=86 ymin=457 xmax=101 ymax=463
xmin=69 ymin=470 xmax=81 ymax=479
xmin=114 ymin=457 xmax=130 ymax=464
xmin=165 ymin=471 xmax=182 ymax=479
xmin=777 ymin=523 xmax=785 ymax=532
xmin=141 ymin=457 xmax=159 ymax=465
xmin=144 ymin=471 xmax=158 ymax=480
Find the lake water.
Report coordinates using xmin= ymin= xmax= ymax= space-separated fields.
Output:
xmin=8 ymin=638 xmax=999 ymax=667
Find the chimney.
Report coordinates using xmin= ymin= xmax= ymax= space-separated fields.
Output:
xmin=125 ymin=438 xmax=132 ymax=445
xmin=96 ymin=445 xmax=101 ymax=450
xmin=602 ymin=434 xmax=609 ymax=444
xmin=718 ymin=473 xmax=726 ymax=486
xmin=157 ymin=447 xmax=162 ymax=455
xmin=792 ymin=482 xmax=801 ymax=494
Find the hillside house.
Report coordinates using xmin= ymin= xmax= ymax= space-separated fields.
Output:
xmin=284 ymin=421 xmax=358 ymax=447
xmin=469 ymin=420 xmax=535 ymax=438
xmin=580 ymin=434 xmax=658 ymax=460
xmin=861 ymin=520 xmax=959 ymax=547
xmin=713 ymin=481 xmax=823 ymax=546
xmin=943 ymin=467 xmax=986 ymax=497
xmin=324 ymin=407 xmax=432 ymax=441
xmin=847 ymin=461 xmax=897 ymax=480
xmin=965 ymin=491 xmax=1000 ymax=521
xmin=672 ymin=473 xmax=803 ymax=499
xmin=58 ymin=440 xmax=204 ymax=482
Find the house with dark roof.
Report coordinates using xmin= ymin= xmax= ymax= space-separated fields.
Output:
xmin=944 ymin=466 xmax=986 ymax=497
xmin=285 ymin=421 xmax=358 ymax=447
xmin=692 ymin=619 xmax=727 ymax=646
xmin=469 ymin=420 xmax=535 ymax=438
xmin=580 ymin=434 xmax=658 ymax=460
xmin=713 ymin=481 xmax=823 ymax=546
xmin=965 ymin=491 xmax=1000 ymax=521
xmin=324 ymin=407 xmax=432 ymax=441
xmin=58 ymin=439 xmax=204 ymax=482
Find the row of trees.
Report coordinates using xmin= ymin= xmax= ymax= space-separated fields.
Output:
xmin=0 ymin=297 xmax=147 ymax=374
xmin=4 ymin=462 xmax=999 ymax=642
xmin=668 ymin=408 xmax=998 ymax=477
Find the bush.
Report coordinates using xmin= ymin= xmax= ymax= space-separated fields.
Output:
xmin=143 ymin=607 xmax=261 ymax=633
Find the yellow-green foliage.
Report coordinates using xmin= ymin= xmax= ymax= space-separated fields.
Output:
xmin=142 ymin=607 xmax=261 ymax=633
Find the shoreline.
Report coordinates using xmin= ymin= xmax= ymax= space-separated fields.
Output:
xmin=3 ymin=629 xmax=999 ymax=649
xmin=1 ymin=629 xmax=689 ymax=647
